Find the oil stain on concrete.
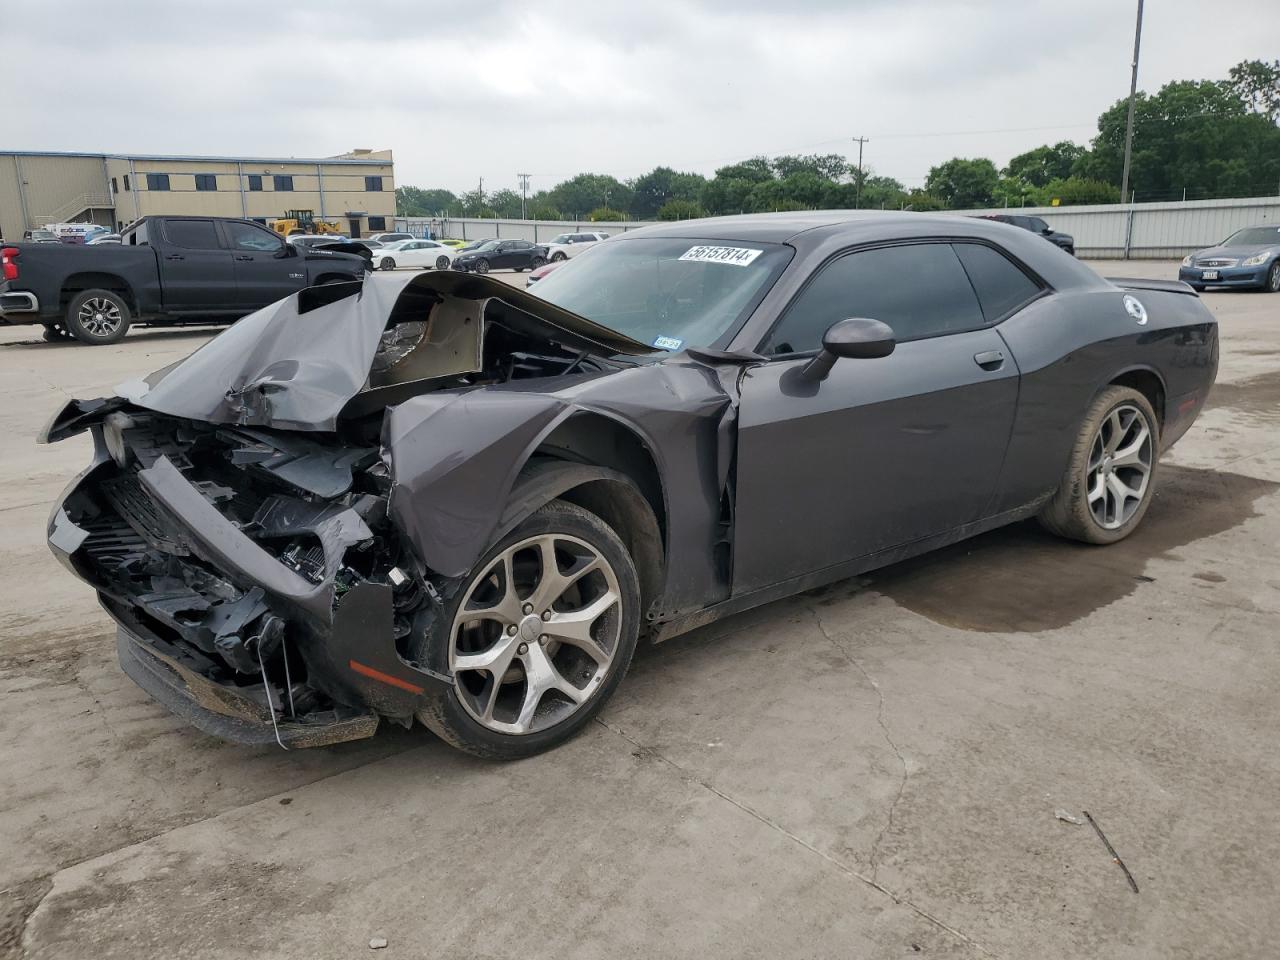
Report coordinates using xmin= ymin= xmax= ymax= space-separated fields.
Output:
xmin=860 ymin=465 xmax=1277 ymax=633
xmin=1206 ymin=370 xmax=1280 ymax=423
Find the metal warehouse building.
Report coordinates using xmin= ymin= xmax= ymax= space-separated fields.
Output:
xmin=0 ymin=148 xmax=396 ymax=240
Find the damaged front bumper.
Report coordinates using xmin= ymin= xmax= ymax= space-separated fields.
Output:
xmin=47 ymin=408 xmax=453 ymax=748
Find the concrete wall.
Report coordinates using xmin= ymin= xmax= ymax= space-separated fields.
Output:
xmin=0 ymin=153 xmax=111 ymax=240
xmin=401 ymin=195 xmax=1280 ymax=259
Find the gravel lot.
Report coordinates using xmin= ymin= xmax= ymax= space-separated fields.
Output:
xmin=2 ymin=262 xmax=1278 ymax=959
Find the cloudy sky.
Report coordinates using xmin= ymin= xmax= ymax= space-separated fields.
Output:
xmin=4 ymin=1 xmax=1277 ymax=195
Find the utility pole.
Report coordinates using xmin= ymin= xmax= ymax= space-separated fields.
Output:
xmin=517 ymin=173 xmax=531 ymax=219
xmin=1119 ymin=0 xmax=1144 ymax=208
xmin=852 ymin=137 xmax=869 ymax=209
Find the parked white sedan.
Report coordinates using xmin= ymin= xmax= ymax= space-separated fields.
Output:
xmin=375 ymin=239 xmax=457 ymax=271
xmin=543 ymin=231 xmax=609 ymax=261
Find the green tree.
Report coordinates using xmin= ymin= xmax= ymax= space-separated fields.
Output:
xmin=628 ymin=167 xmax=707 ymax=219
xmin=546 ymin=174 xmax=633 ymax=219
xmin=903 ymin=189 xmax=945 ymax=211
xmin=924 ymin=158 xmax=1000 ymax=209
xmin=528 ymin=203 xmax=564 ymax=221
xmin=1228 ymin=58 xmax=1280 ymax=122
xmin=1075 ymin=79 xmax=1280 ymax=200
xmin=1039 ymin=177 xmax=1121 ymax=206
xmin=771 ymin=154 xmax=849 ymax=181
xmin=457 ymin=189 xmax=496 ymax=217
xmin=713 ymin=157 xmax=775 ymax=183
xmin=1003 ymin=142 xmax=1087 ymax=188
xmin=587 ymin=206 xmax=626 ymax=222
xmin=396 ymin=186 xmax=457 ymax=216
xmin=657 ymin=199 xmax=706 ymax=220
xmin=488 ymin=188 xmax=524 ymax=219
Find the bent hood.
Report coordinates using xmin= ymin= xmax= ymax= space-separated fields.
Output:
xmin=113 ymin=272 xmax=651 ymax=432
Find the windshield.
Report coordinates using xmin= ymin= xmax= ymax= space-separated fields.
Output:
xmin=530 ymin=236 xmax=791 ymax=350
xmin=1222 ymin=226 xmax=1280 ymax=247
xmin=550 ymin=234 xmax=571 ymax=244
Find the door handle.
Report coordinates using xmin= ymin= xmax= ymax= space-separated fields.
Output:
xmin=165 ymin=254 xmax=185 ymax=261
xmin=234 ymin=254 xmax=254 ymax=261
xmin=974 ymin=350 xmax=1005 ymax=371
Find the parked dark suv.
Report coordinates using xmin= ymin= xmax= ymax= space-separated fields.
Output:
xmin=978 ymin=214 xmax=1075 ymax=256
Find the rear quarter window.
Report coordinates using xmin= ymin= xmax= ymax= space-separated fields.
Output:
xmin=953 ymin=243 xmax=1042 ymax=323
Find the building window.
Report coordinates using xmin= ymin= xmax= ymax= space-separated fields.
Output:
xmin=365 ymin=176 xmax=384 ymax=191
xmin=146 ymin=174 xmax=170 ymax=191
xmin=273 ymin=175 xmax=293 ymax=191
xmin=111 ymin=177 xmax=118 ymax=194
xmin=247 ymin=175 xmax=263 ymax=192
xmin=368 ymin=216 xmax=387 ymax=230
xmin=122 ymin=174 xmax=130 ymax=191
xmin=194 ymin=174 xmax=217 ymax=191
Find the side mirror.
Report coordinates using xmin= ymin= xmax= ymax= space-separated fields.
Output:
xmin=274 ymin=244 xmax=294 ymax=258
xmin=801 ymin=318 xmax=895 ymax=382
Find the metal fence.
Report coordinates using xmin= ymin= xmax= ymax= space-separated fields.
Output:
xmin=398 ymin=194 xmax=1280 ymax=260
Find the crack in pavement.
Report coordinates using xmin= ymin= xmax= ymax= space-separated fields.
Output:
xmin=808 ymin=605 xmax=911 ymax=884
xmin=594 ymin=716 xmax=998 ymax=959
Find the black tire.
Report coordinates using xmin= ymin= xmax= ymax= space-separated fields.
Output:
xmin=1038 ymin=386 xmax=1159 ymax=545
xmin=413 ymin=499 xmax=641 ymax=760
xmin=435 ymin=255 xmax=450 ymax=270
xmin=531 ymin=255 xmax=547 ymax=268
xmin=1265 ymin=261 xmax=1280 ymax=293
xmin=380 ymin=257 xmax=396 ymax=271
xmin=550 ymin=251 xmax=567 ymax=262
xmin=65 ymin=288 xmax=131 ymax=345
xmin=514 ymin=267 xmax=525 ymax=273
xmin=474 ymin=258 xmax=490 ymax=275
xmin=1190 ymin=284 xmax=1206 ymax=293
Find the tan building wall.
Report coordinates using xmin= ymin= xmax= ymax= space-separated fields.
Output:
xmin=0 ymin=153 xmax=112 ymax=240
xmin=4 ymin=149 xmax=395 ymax=240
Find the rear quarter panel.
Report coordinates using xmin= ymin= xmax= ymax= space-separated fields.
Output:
xmin=8 ymin=242 xmax=162 ymax=318
xmin=992 ymin=287 xmax=1217 ymax=514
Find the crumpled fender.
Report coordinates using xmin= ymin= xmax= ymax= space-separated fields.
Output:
xmin=382 ymin=389 xmax=570 ymax=578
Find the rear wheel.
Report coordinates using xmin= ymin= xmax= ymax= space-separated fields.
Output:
xmin=435 ymin=255 xmax=450 ymax=270
xmin=1039 ymin=386 xmax=1158 ymax=544
xmin=65 ymin=289 xmax=131 ymax=345
xmin=414 ymin=500 xmax=641 ymax=760
xmin=474 ymin=258 xmax=490 ymax=275
xmin=380 ymin=257 xmax=396 ymax=271
xmin=531 ymin=255 xmax=547 ymax=268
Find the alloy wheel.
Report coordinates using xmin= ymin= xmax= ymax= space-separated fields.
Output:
xmin=1086 ymin=403 xmax=1153 ymax=529
xmin=1268 ymin=262 xmax=1280 ymax=292
xmin=77 ymin=297 xmax=123 ymax=338
xmin=475 ymin=258 xmax=490 ymax=274
xmin=448 ymin=533 xmax=622 ymax=735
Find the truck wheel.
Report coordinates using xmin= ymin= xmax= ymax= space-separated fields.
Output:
xmin=66 ymin=289 xmax=131 ymax=345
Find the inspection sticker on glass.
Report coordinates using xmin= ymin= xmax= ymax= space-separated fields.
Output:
xmin=653 ymin=335 xmax=684 ymax=351
xmin=678 ymin=245 xmax=763 ymax=267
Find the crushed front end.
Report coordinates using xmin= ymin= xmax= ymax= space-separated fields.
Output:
xmin=45 ymin=400 xmax=451 ymax=748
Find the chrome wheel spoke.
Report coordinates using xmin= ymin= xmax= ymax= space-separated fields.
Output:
xmin=449 ymin=530 xmax=622 ymax=735
xmin=1086 ymin=402 xmax=1154 ymax=530
xmin=1111 ymin=425 xmax=1150 ymax=468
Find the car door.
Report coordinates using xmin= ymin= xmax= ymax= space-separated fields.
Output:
xmin=220 ymin=221 xmax=304 ymax=308
xmin=490 ymin=240 xmax=515 ymax=268
xmin=158 ymin=219 xmax=237 ymax=312
xmin=732 ymin=241 xmax=1022 ymax=594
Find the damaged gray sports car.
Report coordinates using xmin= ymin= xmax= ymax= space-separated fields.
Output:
xmin=43 ymin=212 xmax=1218 ymax=758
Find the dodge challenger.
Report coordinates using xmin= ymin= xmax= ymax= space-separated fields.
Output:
xmin=42 ymin=212 xmax=1218 ymax=758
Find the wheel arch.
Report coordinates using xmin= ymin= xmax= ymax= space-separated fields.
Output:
xmin=1107 ymin=365 xmax=1166 ymax=436
xmin=60 ymin=272 xmax=138 ymax=313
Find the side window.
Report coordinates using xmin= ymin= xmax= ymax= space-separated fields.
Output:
xmin=194 ymin=174 xmax=217 ymax=191
xmin=365 ymin=176 xmax=384 ymax=191
xmin=952 ymin=243 xmax=1041 ymax=323
xmin=367 ymin=216 xmax=386 ymax=230
xmin=761 ymin=243 xmax=985 ymax=355
xmin=1029 ymin=218 xmax=1049 ymax=233
xmin=164 ymin=219 xmax=221 ymax=250
xmin=273 ymin=175 xmax=294 ymax=191
xmin=515 ymin=240 xmax=532 ymax=250
xmin=247 ymin=175 xmax=263 ymax=192
xmin=225 ymin=221 xmax=283 ymax=253
xmin=122 ymin=174 xmax=131 ymax=191
xmin=146 ymin=174 xmax=170 ymax=191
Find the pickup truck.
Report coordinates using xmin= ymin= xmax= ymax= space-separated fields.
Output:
xmin=0 ymin=216 xmax=369 ymax=344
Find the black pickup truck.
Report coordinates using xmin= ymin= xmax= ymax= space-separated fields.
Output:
xmin=0 ymin=216 xmax=369 ymax=344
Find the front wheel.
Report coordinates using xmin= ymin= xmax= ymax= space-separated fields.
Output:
xmin=380 ymin=257 xmax=396 ymax=271
xmin=65 ymin=289 xmax=131 ymax=345
xmin=531 ymin=255 xmax=547 ymax=268
xmin=1265 ymin=261 xmax=1280 ymax=293
xmin=474 ymin=258 xmax=490 ymax=275
xmin=414 ymin=499 xmax=641 ymax=760
xmin=1038 ymin=386 xmax=1159 ymax=544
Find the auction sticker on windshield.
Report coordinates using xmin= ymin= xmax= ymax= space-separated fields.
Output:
xmin=678 ymin=245 xmax=763 ymax=267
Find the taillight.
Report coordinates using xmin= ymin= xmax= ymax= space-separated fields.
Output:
xmin=1 ymin=247 xmax=17 ymax=282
